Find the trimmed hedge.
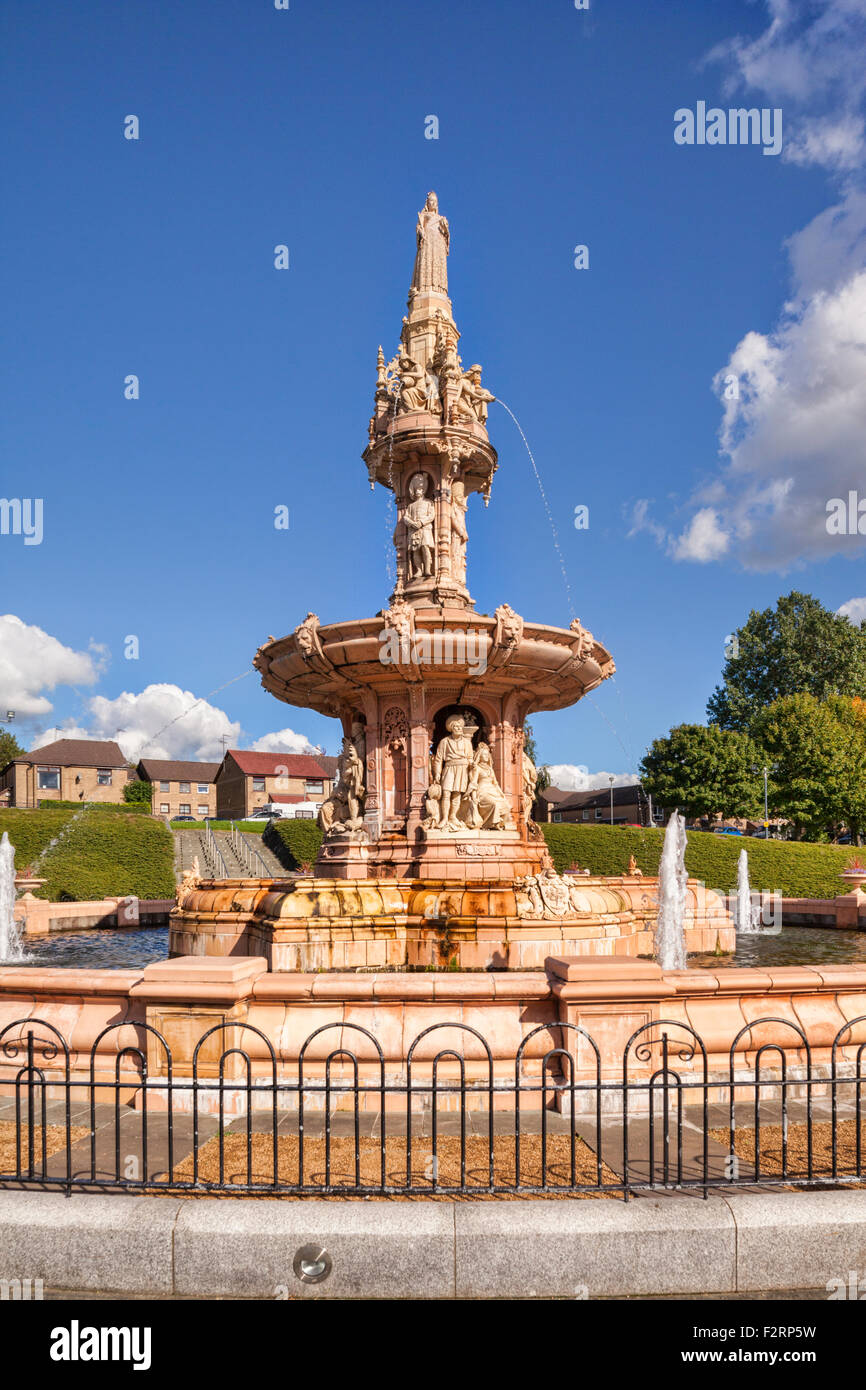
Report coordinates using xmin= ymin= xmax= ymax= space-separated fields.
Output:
xmin=541 ymin=823 xmax=859 ymax=898
xmin=0 ymin=808 xmax=77 ymax=872
xmin=264 ymin=819 xmax=322 ymax=871
xmin=0 ymin=806 xmax=175 ymax=900
xmin=43 ymin=800 xmax=151 ymax=814
xmin=170 ymin=820 xmax=266 ymax=833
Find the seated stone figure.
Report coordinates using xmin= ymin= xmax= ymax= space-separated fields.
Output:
xmin=318 ymin=737 xmax=365 ymax=835
xmin=467 ymin=741 xmax=511 ymax=829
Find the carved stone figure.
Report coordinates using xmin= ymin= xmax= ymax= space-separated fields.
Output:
xmin=382 ymin=598 xmax=415 ymax=643
xmin=454 ymin=364 xmax=494 ymax=425
xmin=468 ymin=741 xmax=511 ymax=830
xmin=493 ymin=602 xmax=523 ymax=654
xmin=411 ymin=191 xmax=449 ymax=295
xmin=424 ymin=367 xmax=441 ymax=414
xmin=397 ymin=354 xmax=428 ymax=412
xmin=295 ymin=612 xmax=324 ymax=661
xmin=569 ymin=618 xmax=595 ymax=663
xmin=178 ymin=857 xmax=201 ymax=906
xmin=318 ymin=736 xmax=366 ymax=835
xmin=431 ymin=714 xmax=475 ymax=831
xmin=515 ymin=870 xmax=574 ymax=919
xmin=450 ymin=480 xmax=468 ymax=580
xmin=351 ymin=719 xmax=366 ymax=764
xmin=404 ymin=472 xmax=435 ymax=580
xmin=514 ymin=875 xmax=545 ymax=919
xmin=627 ymin=854 xmax=642 ymax=877
xmin=538 ymin=868 xmax=571 ymax=917
xmin=421 ymin=783 xmax=442 ymax=829
xmin=522 ymin=749 xmax=538 ymax=824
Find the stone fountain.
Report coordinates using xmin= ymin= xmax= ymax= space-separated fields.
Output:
xmin=172 ymin=194 xmax=733 ymax=970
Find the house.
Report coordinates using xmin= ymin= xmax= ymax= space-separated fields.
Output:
xmin=0 ymin=738 xmax=131 ymax=808
xmin=541 ymin=783 xmax=663 ymax=827
xmin=137 ymin=759 xmax=221 ymax=820
xmin=532 ymin=786 xmax=573 ymax=822
xmin=215 ymin=750 xmax=334 ymax=820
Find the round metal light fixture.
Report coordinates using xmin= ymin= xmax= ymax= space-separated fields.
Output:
xmin=293 ymin=1244 xmax=332 ymax=1284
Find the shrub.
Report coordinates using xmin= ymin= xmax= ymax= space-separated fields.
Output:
xmin=264 ymin=819 xmax=322 ymax=871
xmin=123 ymin=780 xmax=153 ymax=805
xmin=541 ymin=823 xmax=857 ymax=898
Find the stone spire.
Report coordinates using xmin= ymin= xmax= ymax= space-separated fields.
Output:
xmin=363 ymin=195 xmax=498 ymax=610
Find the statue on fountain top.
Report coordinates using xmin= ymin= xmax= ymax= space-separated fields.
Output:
xmin=411 ymin=191 xmax=450 ymax=296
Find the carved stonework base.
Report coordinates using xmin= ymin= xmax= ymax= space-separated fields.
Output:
xmin=420 ymin=828 xmax=522 ymax=842
xmin=170 ymin=874 xmax=736 ymax=973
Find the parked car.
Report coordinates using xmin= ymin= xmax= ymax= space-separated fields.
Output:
xmin=712 ymin=827 xmax=743 ymax=836
xmin=173 ymin=814 xmax=197 ymax=822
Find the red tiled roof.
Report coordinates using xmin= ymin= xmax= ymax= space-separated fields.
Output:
xmin=10 ymin=738 xmax=128 ymax=769
xmin=268 ymin=794 xmax=306 ymax=804
xmin=225 ymin=750 xmax=328 ymax=778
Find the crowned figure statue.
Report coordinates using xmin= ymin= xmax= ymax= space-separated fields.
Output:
xmin=411 ymin=192 xmax=450 ymax=295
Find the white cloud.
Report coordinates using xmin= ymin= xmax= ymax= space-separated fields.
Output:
xmin=838 ymin=596 xmax=866 ymax=625
xmin=545 ymin=765 xmax=635 ymax=792
xmin=78 ymin=684 xmax=242 ymax=763
xmin=0 ymin=615 xmax=105 ymax=718
xmin=661 ymin=3 xmax=866 ymax=571
xmin=707 ymin=0 xmax=866 ymax=169
xmin=703 ymin=265 xmax=866 ymax=568
xmin=785 ymin=113 xmax=865 ymax=170
xmin=671 ymin=509 xmax=731 ymax=563
xmin=626 ymin=499 xmax=668 ymax=546
xmin=249 ymin=727 xmax=321 ymax=755
xmin=33 ymin=683 xmax=322 ymax=764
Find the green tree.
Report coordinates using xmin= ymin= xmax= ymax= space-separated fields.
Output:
xmin=123 ymin=778 xmax=153 ymax=805
xmin=0 ymin=730 xmax=25 ymax=770
xmin=823 ymin=697 xmax=866 ymax=846
xmin=751 ymin=693 xmax=847 ymax=841
xmin=707 ymin=592 xmax=866 ymax=732
xmin=523 ymin=721 xmax=550 ymax=793
xmin=639 ymin=723 xmax=764 ymax=820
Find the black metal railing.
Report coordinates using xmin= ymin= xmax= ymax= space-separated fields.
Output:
xmin=0 ymin=1016 xmax=863 ymax=1199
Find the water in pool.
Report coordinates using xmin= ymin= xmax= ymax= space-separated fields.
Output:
xmin=6 ymin=923 xmax=866 ymax=971
xmin=12 ymin=927 xmax=169 ymax=970
xmin=689 ymin=924 xmax=866 ymax=969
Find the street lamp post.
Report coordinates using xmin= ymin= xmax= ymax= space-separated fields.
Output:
xmin=763 ymin=766 xmax=769 ymax=840
xmin=609 ymin=775 xmax=615 ymax=826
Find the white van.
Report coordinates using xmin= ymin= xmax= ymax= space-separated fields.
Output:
xmin=250 ymin=802 xmax=320 ymax=821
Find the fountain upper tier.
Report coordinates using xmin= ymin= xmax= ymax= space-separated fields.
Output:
xmin=251 ymin=193 xmax=615 ymax=884
xmin=254 ymin=608 xmax=614 ymax=721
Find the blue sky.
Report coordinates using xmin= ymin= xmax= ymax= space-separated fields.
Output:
xmin=1 ymin=0 xmax=864 ymax=785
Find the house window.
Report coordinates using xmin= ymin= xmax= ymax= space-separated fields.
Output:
xmin=37 ymin=767 xmax=60 ymax=790
xmin=179 ymin=782 xmax=190 ymax=793
xmin=197 ymin=784 xmax=209 ymax=794
xmin=553 ymin=812 xmax=562 ymax=822
xmin=595 ymin=808 xmax=604 ymax=820
xmin=582 ymin=810 xmax=590 ymax=821
xmin=159 ymin=781 xmax=170 ymax=792
xmin=179 ymin=803 xmax=191 ymax=816
xmin=197 ymin=804 xmax=209 ymax=816
xmin=305 ymin=779 xmax=324 ymax=796
xmin=160 ymin=803 xmax=170 ymax=814
xmin=97 ymin=768 xmax=112 ymax=786
xmin=252 ymin=777 xmax=265 ymax=792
